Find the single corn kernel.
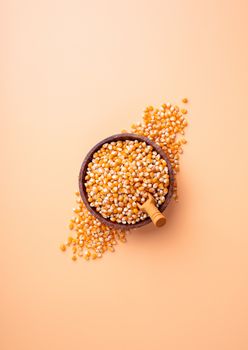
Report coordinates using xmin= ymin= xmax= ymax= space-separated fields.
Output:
xmin=67 ymin=236 xmax=73 ymax=245
xmin=60 ymin=244 xmax=66 ymax=252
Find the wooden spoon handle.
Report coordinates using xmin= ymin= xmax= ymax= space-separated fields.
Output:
xmin=144 ymin=202 xmax=166 ymax=227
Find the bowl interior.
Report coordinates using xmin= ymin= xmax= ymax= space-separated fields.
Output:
xmin=79 ymin=133 xmax=174 ymax=230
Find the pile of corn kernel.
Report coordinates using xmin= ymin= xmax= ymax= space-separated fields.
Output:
xmin=60 ymin=193 xmax=126 ymax=260
xmin=128 ymin=100 xmax=188 ymax=199
xmin=85 ymin=140 xmax=170 ymax=224
xmin=60 ymin=99 xmax=188 ymax=261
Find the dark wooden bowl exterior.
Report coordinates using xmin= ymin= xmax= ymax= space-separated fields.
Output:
xmin=79 ymin=133 xmax=174 ymax=230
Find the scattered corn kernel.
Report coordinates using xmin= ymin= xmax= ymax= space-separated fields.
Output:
xmin=182 ymin=98 xmax=188 ymax=103
xmin=61 ymin=196 xmax=126 ymax=261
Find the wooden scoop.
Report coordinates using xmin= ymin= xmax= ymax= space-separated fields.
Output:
xmin=138 ymin=193 xmax=166 ymax=228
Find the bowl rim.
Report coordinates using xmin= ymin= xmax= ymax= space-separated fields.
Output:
xmin=78 ymin=133 xmax=174 ymax=230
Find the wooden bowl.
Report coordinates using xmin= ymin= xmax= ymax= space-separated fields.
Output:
xmin=79 ymin=133 xmax=174 ymax=230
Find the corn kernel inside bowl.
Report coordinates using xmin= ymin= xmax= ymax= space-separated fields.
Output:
xmin=84 ymin=140 xmax=170 ymax=225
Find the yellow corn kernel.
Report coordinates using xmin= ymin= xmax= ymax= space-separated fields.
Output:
xmin=67 ymin=236 xmax=73 ymax=245
xmin=60 ymin=244 xmax=66 ymax=252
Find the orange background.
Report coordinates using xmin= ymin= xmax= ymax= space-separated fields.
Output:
xmin=1 ymin=1 xmax=248 ymax=349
